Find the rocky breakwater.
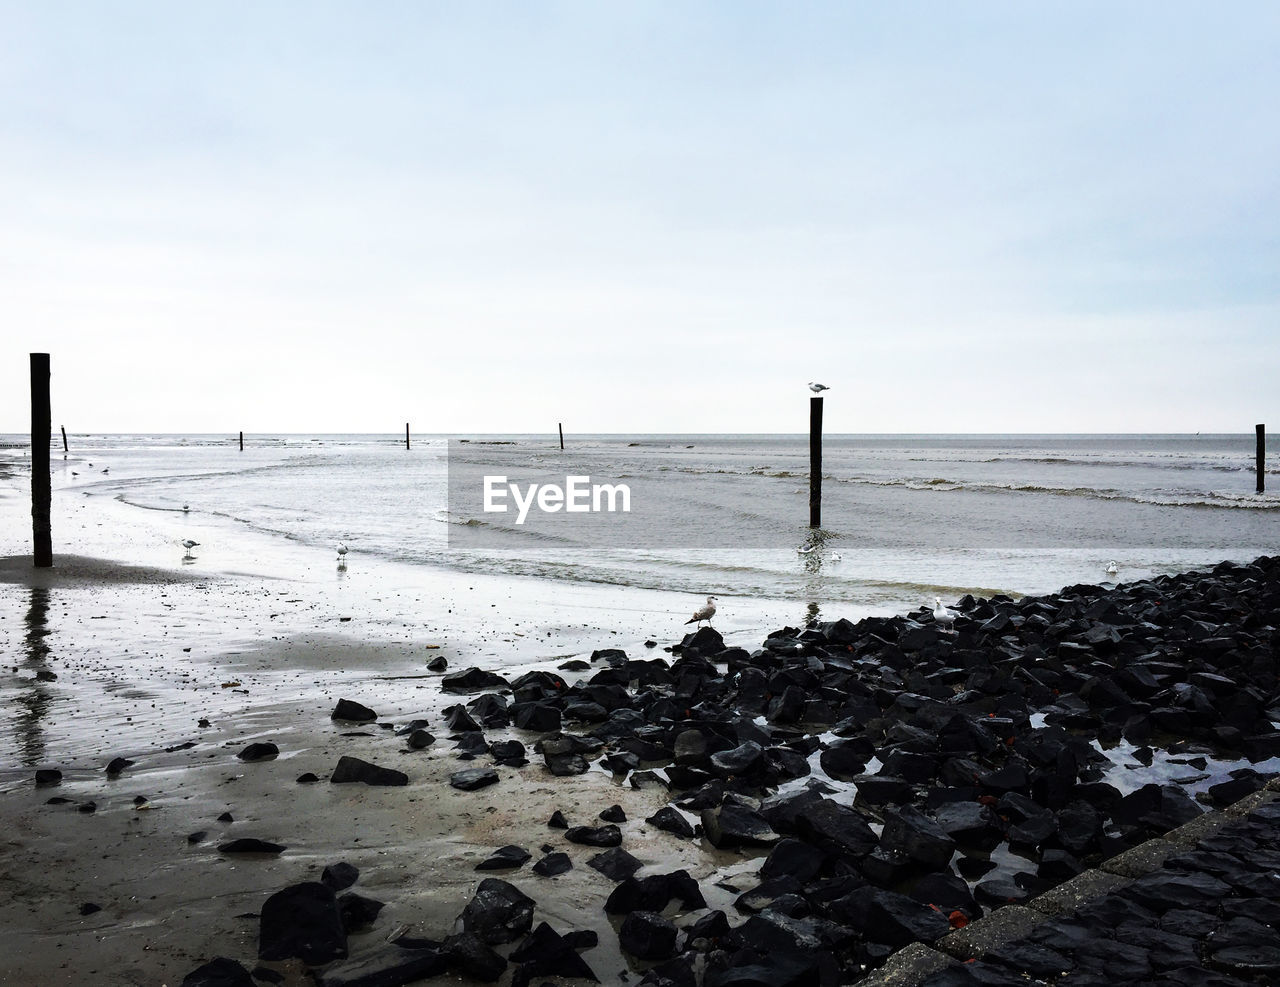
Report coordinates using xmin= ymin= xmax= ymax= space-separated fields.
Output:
xmin=179 ymin=557 xmax=1280 ymax=986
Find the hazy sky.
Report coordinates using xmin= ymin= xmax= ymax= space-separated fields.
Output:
xmin=2 ymin=2 xmax=1277 ymax=434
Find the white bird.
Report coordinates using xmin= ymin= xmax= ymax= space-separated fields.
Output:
xmin=933 ymin=596 xmax=956 ymax=631
xmin=337 ymin=543 xmax=348 ymax=562
xmin=685 ymin=596 xmax=717 ymax=626
xmin=1105 ymin=560 xmax=1119 ymax=576
xmin=808 ymin=382 xmax=830 ymax=394
xmin=183 ymin=503 xmax=190 ymax=513
xmin=182 ymin=539 xmax=199 ymax=559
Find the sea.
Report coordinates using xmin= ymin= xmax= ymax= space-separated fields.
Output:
xmin=3 ymin=432 xmax=1276 ymax=617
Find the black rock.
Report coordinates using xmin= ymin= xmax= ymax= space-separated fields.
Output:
xmin=830 ymin=886 xmax=950 ymax=948
xmin=426 ymin=655 xmax=448 ymax=672
xmin=35 ymin=769 xmax=61 ymax=786
xmin=296 ymin=773 xmax=319 ymax=783
xmin=180 ymin=957 xmax=256 ymax=987
xmin=600 ymin=803 xmax=627 ymax=823
xmin=219 ymin=839 xmax=285 ymax=854
xmin=443 ymin=932 xmax=507 ymax=982
xmin=79 ymin=902 xmax=102 ymax=916
xmin=315 ymin=946 xmax=450 ymax=986
xmin=878 ymin=805 xmax=956 ymax=870
xmin=476 ymin=845 xmax=532 ymax=871
xmin=458 ymin=878 xmax=536 ymax=945
xmin=548 ymin=809 xmax=570 ymax=829
xmin=588 ymin=846 xmax=643 ymax=881
xmin=566 ymin=824 xmax=622 ymax=847
xmin=620 ymin=910 xmax=679 ymax=960
xmin=330 ymin=755 xmax=408 ymax=786
xmin=187 ymin=830 xmax=208 ymax=844
xmin=450 ymin=767 xmax=499 ymax=791
xmin=322 ymin=861 xmax=360 ymax=892
xmin=338 ymin=892 xmax=385 ymax=932
xmin=442 ymin=666 xmax=511 ymax=693
xmin=442 ymin=704 xmax=482 ymax=732
xmin=794 ymin=798 xmax=878 ymax=859
xmin=489 ymin=739 xmax=527 ymax=766
xmin=236 ymin=743 xmax=278 ymax=762
xmin=106 ymin=756 xmax=135 ymax=775
xmin=701 ymin=800 xmax=778 ymax=849
xmin=646 ymin=806 xmax=696 ymax=838
xmin=509 ymin=921 xmax=599 ymax=982
xmin=533 ymin=852 xmax=572 ymax=877
xmin=512 ymin=701 xmax=562 ymax=733
xmin=259 ymin=882 xmax=347 ymax=964
xmin=407 ymin=729 xmax=435 ymax=750
xmin=331 ymin=699 xmax=377 ymax=722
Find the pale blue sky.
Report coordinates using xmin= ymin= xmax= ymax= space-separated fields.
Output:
xmin=2 ymin=2 xmax=1277 ymax=433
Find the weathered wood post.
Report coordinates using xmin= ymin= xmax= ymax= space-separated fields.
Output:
xmin=809 ymin=397 xmax=823 ymax=528
xmin=559 ymin=423 xmax=564 ymax=450
xmin=239 ymin=430 xmax=244 ymax=451
xmin=1258 ymin=424 xmax=1266 ymax=494
xmin=405 ymin=423 xmax=410 ymax=450
xmin=60 ymin=426 xmax=68 ymax=453
xmin=31 ymin=354 xmax=52 ymax=567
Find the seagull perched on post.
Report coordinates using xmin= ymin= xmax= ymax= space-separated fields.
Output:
xmin=933 ymin=596 xmax=956 ymax=632
xmin=685 ymin=596 xmax=717 ymax=626
xmin=808 ymin=382 xmax=830 ymax=394
xmin=182 ymin=539 xmax=199 ymax=559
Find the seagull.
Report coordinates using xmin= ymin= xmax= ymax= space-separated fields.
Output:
xmin=685 ymin=596 xmax=717 ymax=626
xmin=1105 ymin=560 xmax=1119 ymax=577
xmin=933 ymin=597 xmax=957 ymax=631
xmin=337 ymin=543 xmax=348 ymax=562
xmin=808 ymin=382 xmax=830 ymax=394
xmin=182 ymin=539 xmax=199 ymax=559
xmin=183 ymin=503 xmax=190 ymax=513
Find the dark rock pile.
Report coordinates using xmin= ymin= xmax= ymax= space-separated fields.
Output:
xmin=180 ymin=557 xmax=1280 ymax=985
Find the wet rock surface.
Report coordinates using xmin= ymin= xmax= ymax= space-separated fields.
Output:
xmin=181 ymin=557 xmax=1280 ymax=986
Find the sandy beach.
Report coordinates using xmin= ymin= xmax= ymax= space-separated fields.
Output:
xmin=0 ymin=482 xmax=799 ymax=986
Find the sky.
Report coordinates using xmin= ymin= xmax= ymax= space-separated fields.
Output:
xmin=2 ymin=2 xmax=1278 ymax=434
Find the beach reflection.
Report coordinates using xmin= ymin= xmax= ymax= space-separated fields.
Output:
xmin=15 ymin=585 xmax=54 ymax=764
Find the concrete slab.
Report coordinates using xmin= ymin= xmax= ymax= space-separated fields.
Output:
xmin=1100 ymin=837 xmax=1179 ymax=878
xmin=857 ymin=942 xmax=957 ymax=986
xmin=937 ymin=904 xmax=1049 ymax=960
xmin=1026 ymin=869 xmax=1131 ymax=918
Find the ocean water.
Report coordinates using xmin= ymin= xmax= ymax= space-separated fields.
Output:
xmin=2 ymin=432 xmax=1277 ymax=615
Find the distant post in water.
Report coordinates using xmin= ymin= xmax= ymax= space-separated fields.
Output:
xmin=60 ymin=425 xmax=68 ymax=453
xmin=239 ymin=430 xmax=244 ymax=451
xmin=809 ymin=396 xmax=823 ymax=528
xmin=405 ymin=423 xmax=410 ymax=450
xmin=1258 ymin=424 xmax=1266 ymax=494
xmin=558 ymin=422 xmax=564 ymax=450
xmin=30 ymin=353 xmax=52 ymax=567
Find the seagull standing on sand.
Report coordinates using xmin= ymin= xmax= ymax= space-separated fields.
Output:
xmin=337 ymin=543 xmax=348 ymax=563
xmin=182 ymin=539 xmax=199 ymax=559
xmin=933 ymin=596 xmax=957 ymax=632
xmin=686 ymin=596 xmax=717 ymax=626
xmin=808 ymin=382 xmax=830 ymax=394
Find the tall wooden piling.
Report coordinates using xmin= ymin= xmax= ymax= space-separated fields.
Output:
xmin=405 ymin=423 xmax=410 ymax=450
xmin=30 ymin=354 xmax=52 ymax=567
xmin=809 ymin=396 xmax=823 ymax=528
xmin=239 ymin=431 xmax=244 ymax=451
xmin=559 ymin=423 xmax=564 ymax=450
xmin=1258 ymin=424 xmax=1266 ymax=494
xmin=60 ymin=426 xmax=68 ymax=453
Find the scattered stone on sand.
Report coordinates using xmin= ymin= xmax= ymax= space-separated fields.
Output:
xmin=458 ymin=878 xmax=535 ymax=945
xmin=78 ymin=902 xmax=101 ymax=916
xmin=450 ymin=767 xmax=499 ymax=791
xmin=34 ymin=768 xmax=61 ymax=786
xmin=330 ymin=755 xmax=408 ymax=786
xmin=179 ymin=956 xmax=256 ymax=987
xmin=475 ymin=845 xmax=532 ymax=871
xmin=533 ymin=852 xmax=573 ymax=877
xmin=105 ymin=756 xmax=135 ymax=776
xmin=619 ymin=910 xmax=679 ymax=960
xmin=565 ymin=824 xmax=622 ymax=847
xmin=296 ymin=772 xmax=319 ymax=783
xmin=426 ymin=655 xmax=448 ymax=672
xmin=236 ymin=742 xmax=278 ymax=762
xmin=218 ymin=838 xmax=285 ymax=855
xmin=330 ymin=699 xmax=377 ymax=723
xmin=321 ymin=861 xmax=360 ymax=892
xmin=587 ymin=846 xmax=643 ymax=881
xmin=258 ymin=882 xmax=347 ymax=965
xmin=337 ymin=892 xmax=385 ymax=932
xmin=442 ymin=666 xmax=510 ymax=693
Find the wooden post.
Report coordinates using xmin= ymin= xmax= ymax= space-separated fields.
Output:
xmin=405 ymin=423 xmax=410 ymax=450
xmin=60 ymin=426 xmax=68 ymax=453
xmin=31 ymin=354 xmax=52 ymax=567
xmin=1258 ymin=424 xmax=1266 ymax=494
xmin=239 ymin=431 xmax=244 ymax=451
xmin=558 ymin=423 xmax=564 ymax=450
xmin=809 ymin=396 xmax=823 ymax=528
